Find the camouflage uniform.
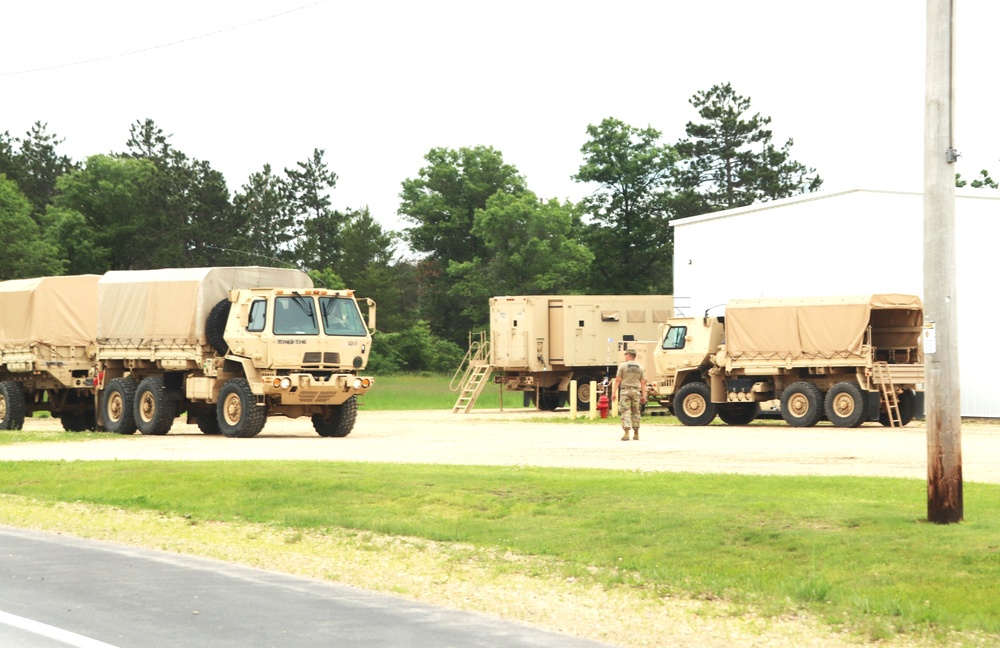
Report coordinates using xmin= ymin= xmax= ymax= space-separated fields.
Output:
xmin=615 ymin=354 xmax=645 ymax=440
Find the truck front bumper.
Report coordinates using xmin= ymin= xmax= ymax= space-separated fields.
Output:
xmin=261 ymin=373 xmax=374 ymax=405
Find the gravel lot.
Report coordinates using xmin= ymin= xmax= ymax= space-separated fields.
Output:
xmin=5 ymin=410 xmax=998 ymax=648
xmin=5 ymin=409 xmax=1000 ymax=484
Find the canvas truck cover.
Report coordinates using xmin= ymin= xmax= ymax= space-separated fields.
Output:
xmin=0 ymin=275 xmax=100 ymax=348
xmin=97 ymin=267 xmax=313 ymax=345
xmin=724 ymin=294 xmax=923 ymax=362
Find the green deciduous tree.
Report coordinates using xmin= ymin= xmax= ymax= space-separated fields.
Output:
xmin=573 ymin=117 xmax=676 ymax=294
xmin=0 ymin=174 xmax=65 ymax=279
xmin=49 ymin=154 xmax=160 ymax=272
xmin=448 ymin=191 xmax=593 ymax=325
xmin=673 ymin=83 xmax=822 ymax=217
xmin=399 ymin=146 xmax=528 ymax=343
xmin=401 ymin=146 xmax=527 ymax=265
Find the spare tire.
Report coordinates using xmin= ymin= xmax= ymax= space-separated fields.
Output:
xmin=207 ymin=299 xmax=232 ymax=355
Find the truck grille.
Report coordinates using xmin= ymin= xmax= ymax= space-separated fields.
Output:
xmin=301 ymin=352 xmax=342 ymax=367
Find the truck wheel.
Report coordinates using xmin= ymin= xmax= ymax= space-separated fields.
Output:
xmin=102 ymin=377 xmax=138 ymax=435
xmin=537 ymin=388 xmax=561 ymax=411
xmin=134 ymin=377 xmax=177 ymax=436
xmin=780 ymin=381 xmax=824 ymax=427
xmin=0 ymin=381 xmax=26 ymax=430
xmin=196 ymin=408 xmax=221 ymax=435
xmin=675 ymin=382 xmax=716 ymax=426
xmin=880 ymin=389 xmax=917 ymax=427
xmin=206 ymin=299 xmax=231 ymax=355
xmin=718 ymin=402 xmax=759 ymax=426
xmin=574 ymin=376 xmax=594 ymax=406
xmin=217 ymin=378 xmax=266 ymax=438
xmin=312 ymin=396 xmax=358 ymax=437
xmin=824 ymin=382 xmax=867 ymax=428
xmin=60 ymin=411 xmax=95 ymax=432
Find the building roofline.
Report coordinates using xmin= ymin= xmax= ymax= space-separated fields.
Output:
xmin=670 ymin=186 xmax=1000 ymax=227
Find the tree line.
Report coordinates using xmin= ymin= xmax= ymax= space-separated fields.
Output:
xmin=1 ymin=83 xmax=823 ymax=373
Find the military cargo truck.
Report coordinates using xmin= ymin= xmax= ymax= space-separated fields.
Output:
xmin=96 ymin=267 xmax=375 ymax=438
xmin=652 ymin=295 xmax=924 ymax=427
xmin=490 ymin=295 xmax=674 ymax=409
xmin=0 ymin=275 xmax=101 ymax=431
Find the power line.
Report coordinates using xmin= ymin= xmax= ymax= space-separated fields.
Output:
xmin=1 ymin=0 xmax=328 ymax=77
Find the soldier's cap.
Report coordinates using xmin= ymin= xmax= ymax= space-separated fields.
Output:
xmin=624 ymin=348 xmax=636 ymax=357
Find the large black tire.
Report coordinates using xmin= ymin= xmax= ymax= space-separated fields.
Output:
xmin=196 ymin=408 xmax=221 ymax=435
xmin=880 ymin=388 xmax=917 ymax=427
xmin=824 ymin=382 xmax=867 ymax=428
xmin=134 ymin=376 xmax=177 ymax=435
xmin=675 ymin=382 xmax=716 ymax=426
xmin=60 ymin=410 xmax=96 ymax=432
xmin=780 ymin=381 xmax=824 ymax=427
xmin=217 ymin=378 xmax=266 ymax=438
xmin=312 ymin=396 xmax=358 ymax=437
xmin=717 ymin=402 xmax=760 ymax=426
xmin=537 ymin=388 xmax=561 ymax=411
xmin=102 ymin=376 xmax=138 ymax=435
xmin=206 ymin=299 xmax=232 ymax=355
xmin=0 ymin=381 xmax=26 ymax=430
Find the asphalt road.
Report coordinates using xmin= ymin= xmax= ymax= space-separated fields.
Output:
xmin=0 ymin=527 xmax=607 ymax=648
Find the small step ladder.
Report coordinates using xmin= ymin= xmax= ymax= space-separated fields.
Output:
xmin=452 ymin=362 xmax=492 ymax=413
xmin=451 ymin=331 xmax=491 ymax=413
xmin=873 ymin=362 xmax=902 ymax=428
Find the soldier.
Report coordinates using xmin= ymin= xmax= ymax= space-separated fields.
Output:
xmin=613 ymin=348 xmax=646 ymax=440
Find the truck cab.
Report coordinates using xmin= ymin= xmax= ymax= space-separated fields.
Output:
xmin=651 ymin=316 xmax=724 ymax=400
xmin=220 ymin=288 xmax=376 ymax=415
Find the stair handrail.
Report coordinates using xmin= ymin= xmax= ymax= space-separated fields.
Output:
xmin=450 ymin=331 xmax=489 ymax=392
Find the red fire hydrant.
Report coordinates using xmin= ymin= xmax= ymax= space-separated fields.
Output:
xmin=597 ymin=393 xmax=610 ymax=419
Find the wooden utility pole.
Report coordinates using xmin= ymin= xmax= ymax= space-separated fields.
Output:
xmin=924 ymin=0 xmax=963 ymax=523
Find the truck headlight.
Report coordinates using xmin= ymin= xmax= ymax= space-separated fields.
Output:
xmin=272 ymin=377 xmax=292 ymax=390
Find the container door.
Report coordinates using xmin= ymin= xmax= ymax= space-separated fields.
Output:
xmin=548 ymin=300 xmax=564 ymax=364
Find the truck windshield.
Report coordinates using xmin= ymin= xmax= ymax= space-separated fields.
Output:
xmin=661 ymin=325 xmax=687 ymax=350
xmin=319 ymin=297 xmax=367 ymax=336
xmin=273 ymin=295 xmax=319 ymax=335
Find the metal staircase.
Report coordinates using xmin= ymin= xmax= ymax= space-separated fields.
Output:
xmin=451 ymin=332 xmax=491 ymax=413
xmin=873 ymin=361 xmax=902 ymax=428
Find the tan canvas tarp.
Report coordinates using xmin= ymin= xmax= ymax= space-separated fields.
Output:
xmin=98 ymin=267 xmax=312 ymax=345
xmin=0 ymin=275 xmax=100 ymax=348
xmin=724 ymin=294 xmax=923 ymax=361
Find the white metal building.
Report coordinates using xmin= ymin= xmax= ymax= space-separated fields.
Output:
xmin=671 ymin=187 xmax=1000 ymax=417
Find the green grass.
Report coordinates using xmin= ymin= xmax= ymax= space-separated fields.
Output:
xmin=1 ymin=461 xmax=998 ymax=642
xmin=0 ymin=428 xmax=111 ymax=446
xmin=362 ymin=372 xmax=532 ymax=410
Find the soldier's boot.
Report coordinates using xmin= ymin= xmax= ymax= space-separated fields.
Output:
xmin=633 ymin=429 xmax=639 ymax=440
xmin=621 ymin=428 xmax=631 ymax=441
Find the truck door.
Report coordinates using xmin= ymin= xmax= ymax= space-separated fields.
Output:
xmin=492 ymin=303 xmax=528 ymax=367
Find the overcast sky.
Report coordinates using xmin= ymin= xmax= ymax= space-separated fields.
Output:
xmin=3 ymin=1 xmax=996 ymax=240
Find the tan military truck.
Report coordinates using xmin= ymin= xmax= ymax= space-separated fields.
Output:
xmin=96 ymin=267 xmax=375 ymax=438
xmin=652 ymin=295 xmax=924 ymax=427
xmin=0 ymin=275 xmax=101 ymax=431
xmin=490 ymin=295 xmax=674 ymax=409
